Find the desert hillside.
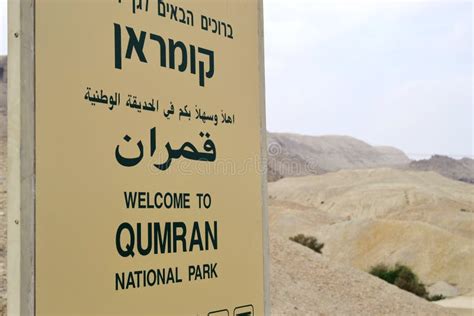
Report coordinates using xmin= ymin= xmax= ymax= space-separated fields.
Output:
xmin=267 ymin=132 xmax=411 ymax=181
xmin=267 ymin=132 xmax=474 ymax=185
xmin=269 ymin=168 xmax=474 ymax=296
xmin=271 ymin=235 xmax=452 ymax=315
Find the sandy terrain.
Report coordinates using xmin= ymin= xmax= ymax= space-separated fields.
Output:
xmin=271 ymin=235 xmax=453 ymax=315
xmin=317 ymin=219 xmax=473 ymax=294
xmin=269 ymin=168 xmax=474 ymax=303
xmin=269 ymin=168 xmax=474 ymax=236
xmin=434 ymin=296 xmax=474 ymax=315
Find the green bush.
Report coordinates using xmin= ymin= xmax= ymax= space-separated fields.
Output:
xmin=369 ymin=263 xmax=428 ymax=298
xmin=289 ymin=234 xmax=324 ymax=254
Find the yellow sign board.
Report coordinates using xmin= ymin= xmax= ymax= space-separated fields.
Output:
xmin=35 ymin=0 xmax=267 ymax=314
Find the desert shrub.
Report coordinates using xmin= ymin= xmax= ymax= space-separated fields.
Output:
xmin=369 ymin=263 xmax=428 ymax=298
xmin=289 ymin=234 xmax=324 ymax=254
xmin=427 ymin=294 xmax=446 ymax=301
xmin=370 ymin=263 xmax=398 ymax=284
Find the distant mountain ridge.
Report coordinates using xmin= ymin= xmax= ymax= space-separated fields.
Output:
xmin=267 ymin=132 xmax=473 ymax=185
xmin=407 ymin=155 xmax=474 ymax=184
xmin=267 ymin=132 xmax=410 ymax=181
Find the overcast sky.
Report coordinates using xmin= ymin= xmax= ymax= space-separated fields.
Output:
xmin=0 ymin=0 xmax=472 ymax=158
xmin=0 ymin=0 xmax=5 ymax=55
xmin=264 ymin=0 xmax=473 ymax=158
